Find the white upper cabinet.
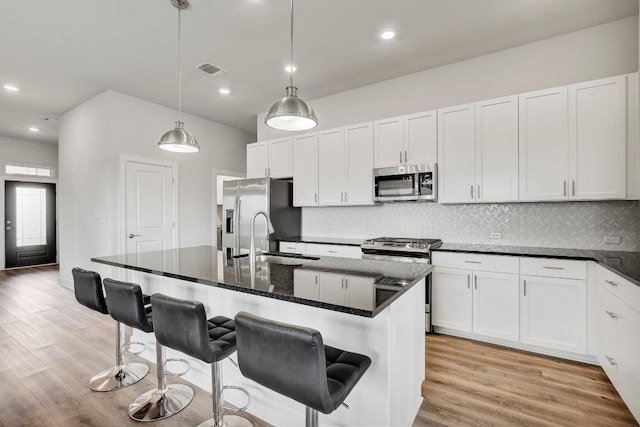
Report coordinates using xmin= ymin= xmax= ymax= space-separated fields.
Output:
xmin=268 ymin=137 xmax=294 ymax=178
xmin=568 ymin=76 xmax=626 ymax=200
xmin=345 ymin=122 xmax=374 ymax=205
xmin=246 ymin=141 xmax=269 ymax=179
xmin=318 ymin=128 xmax=346 ymax=206
xmin=293 ymin=133 xmax=319 ymax=206
xmin=519 ymin=86 xmax=569 ymax=201
xmin=246 ymin=137 xmax=293 ymax=179
xmin=318 ymin=122 xmax=375 ymax=206
xmin=374 ymin=111 xmax=437 ymax=168
xmin=437 ymin=104 xmax=476 ymax=203
xmin=475 ymin=96 xmax=519 ymax=202
xmin=374 ymin=116 xmax=404 ymax=168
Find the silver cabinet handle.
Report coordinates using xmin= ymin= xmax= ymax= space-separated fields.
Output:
xmin=341 ymin=279 xmax=344 ymax=289
xmin=563 ymin=181 xmax=567 ymax=196
xmin=543 ymin=266 xmax=564 ymax=270
xmin=341 ymin=192 xmax=344 ymax=202
xmin=264 ymin=167 xmax=268 ymax=177
xmin=404 ymin=150 xmax=408 ymax=163
xmin=129 ymin=234 xmax=140 ymax=238
xmin=286 ymin=246 xmax=296 ymax=250
xmin=523 ymin=279 xmax=527 ymax=296
xmin=328 ymin=250 xmax=339 ymax=254
xmin=477 ymin=185 xmax=480 ymax=200
xmin=605 ymin=310 xmax=618 ymax=319
xmin=345 ymin=279 xmax=348 ymax=290
xmin=314 ymin=193 xmax=318 ymax=204
xmin=572 ymin=180 xmax=575 ymax=196
xmin=315 ymin=275 xmax=318 ymax=285
xmin=464 ymin=260 xmax=481 ymax=264
xmin=399 ymin=150 xmax=403 ymax=163
xmin=605 ymin=279 xmax=618 ymax=287
xmin=470 ymin=185 xmax=474 ymax=199
xmin=605 ymin=355 xmax=617 ymax=366
xmin=474 ymin=275 xmax=477 ymax=290
xmin=467 ymin=274 xmax=470 ymax=289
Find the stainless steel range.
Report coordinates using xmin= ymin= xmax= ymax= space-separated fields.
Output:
xmin=361 ymin=237 xmax=441 ymax=333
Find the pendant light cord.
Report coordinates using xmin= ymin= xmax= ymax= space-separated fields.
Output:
xmin=177 ymin=6 xmax=183 ymax=123
xmin=289 ymin=0 xmax=294 ymax=88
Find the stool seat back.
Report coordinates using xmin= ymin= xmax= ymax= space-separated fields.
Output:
xmin=72 ymin=268 xmax=108 ymax=314
xmin=103 ymin=279 xmax=153 ymax=333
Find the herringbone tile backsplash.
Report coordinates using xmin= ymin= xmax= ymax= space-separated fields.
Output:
xmin=302 ymin=201 xmax=640 ymax=251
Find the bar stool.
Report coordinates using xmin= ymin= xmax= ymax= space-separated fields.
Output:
xmin=71 ymin=268 xmax=149 ymax=391
xmin=150 ymin=293 xmax=251 ymax=427
xmin=234 ymin=312 xmax=371 ymax=427
xmin=103 ymin=278 xmax=194 ymax=421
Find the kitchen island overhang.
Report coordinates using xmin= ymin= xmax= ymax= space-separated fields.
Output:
xmin=92 ymin=246 xmax=431 ymax=427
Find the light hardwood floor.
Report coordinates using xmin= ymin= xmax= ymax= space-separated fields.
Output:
xmin=0 ymin=266 xmax=637 ymax=426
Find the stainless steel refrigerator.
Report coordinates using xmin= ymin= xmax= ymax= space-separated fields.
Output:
xmin=221 ymin=178 xmax=301 ymax=253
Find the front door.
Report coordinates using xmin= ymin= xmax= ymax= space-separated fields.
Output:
xmin=4 ymin=181 xmax=56 ymax=268
xmin=125 ymin=161 xmax=175 ymax=256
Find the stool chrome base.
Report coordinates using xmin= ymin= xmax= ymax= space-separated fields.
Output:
xmin=89 ymin=363 xmax=149 ymax=392
xmin=128 ymin=384 xmax=194 ymax=422
xmin=196 ymin=414 xmax=253 ymax=427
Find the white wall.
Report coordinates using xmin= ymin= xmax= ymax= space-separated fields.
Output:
xmin=0 ymin=136 xmax=59 ymax=269
xmin=257 ymin=16 xmax=639 ymax=140
xmin=58 ymin=90 xmax=252 ymax=287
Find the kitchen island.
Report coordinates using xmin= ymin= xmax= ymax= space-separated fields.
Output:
xmin=92 ymin=246 xmax=431 ymax=427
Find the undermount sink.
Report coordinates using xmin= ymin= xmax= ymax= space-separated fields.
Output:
xmin=255 ymin=254 xmax=319 ymax=265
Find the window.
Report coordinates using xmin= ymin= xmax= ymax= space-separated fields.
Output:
xmin=5 ymin=164 xmax=54 ymax=177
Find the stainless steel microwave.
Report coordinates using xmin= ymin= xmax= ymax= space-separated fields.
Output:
xmin=373 ymin=164 xmax=437 ymax=202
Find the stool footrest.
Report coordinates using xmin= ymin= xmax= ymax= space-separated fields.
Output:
xmin=222 ymin=385 xmax=250 ymax=412
xmin=121 ymin=341 xmax=147 ymax=356
xmin=164 ymin=357 xmax=190 ymax=377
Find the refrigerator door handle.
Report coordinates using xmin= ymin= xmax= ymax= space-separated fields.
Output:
xmin=234 ymin=196 xmax=241 ymax=251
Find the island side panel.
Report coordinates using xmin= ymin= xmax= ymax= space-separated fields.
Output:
xmin=128 ymin=270 xmax=425 ymax=427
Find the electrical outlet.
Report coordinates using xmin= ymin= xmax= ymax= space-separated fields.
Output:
xmin=490 ymin=232 xmax=502 ymax=239
xmin=604 ymin=235 xmax=621 ymax=245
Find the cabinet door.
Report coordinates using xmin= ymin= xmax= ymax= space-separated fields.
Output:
xmin=520 ymin=275 xmax=587 ymax=354
xmin=268 ymin=137 xmax=293 ymax=178
xmin=292 ymin=133 xmax=319 ymax=206
xmin=345 ymin=122 xmax=374 ymax=205
xmin=404 ymin=111 xmax=437 ymax=164
xmin=569 ymin=76 xmax=626 ymax=200
xmin=472 ymin=271 xmax=519 ymax=342
xmin=437 ymin=104 xmax=476 ymax=203
xmin=318 ymin=128 xmax=346 ymax=206
xmin=345 ymin=276 xmax=375 ymax=311
xmin=519 ymin=87 xmax=569 ymax=201
xmin=246 ymin=142 xmax=268 ymax=179
xmin=374 ymin=116 xmax=404 ymax=168
xmin=293 ymin=269 xmax=319 ymax=300
xmin=432 ymin=267 xmax=472 ymax=332
xmin=319 ymin=273 xmax=347 ymax=306
xmin=475 ymin=96 xmax=519 ymax=202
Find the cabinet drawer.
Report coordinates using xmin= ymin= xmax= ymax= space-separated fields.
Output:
xmin=305 ymin=243 xmax=362 ymax=259
xmin=520 ymin=257 xmax=586 ymax=280
xmin=279 ymin=242 xmax=306 ymax=255
xmin=431 ymin=252 xmax=519 ymax=274
xmin=598 ymin=266 xmax=640 ymax=314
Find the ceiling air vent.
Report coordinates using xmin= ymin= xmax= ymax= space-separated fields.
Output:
xmin=195 ymin=62 xmax=226 ymax=76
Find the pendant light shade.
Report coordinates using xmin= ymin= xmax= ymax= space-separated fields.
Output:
xmin=265 ymin=0 xmax=318 ymax=131
xmin=265 ymin=86 xmax=318 ymax=131
xmin=158 ymin=0 xmax=200 ymax=153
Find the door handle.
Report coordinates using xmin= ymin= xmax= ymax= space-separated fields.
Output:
xmin=129 ymin=234 xmax=141 ymax=238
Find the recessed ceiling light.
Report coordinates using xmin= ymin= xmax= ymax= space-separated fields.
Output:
xmin=28 ymin=127 xmax=39 ymax=132
xmin=3 ymin=84 xmax=19 ymax=92
xmin=285 ymin=65 xmax=296 ymax=73
xmin=380 ymin=30 xmax=396 ymax=40
xmin=219 ymin=88 xmax=231 ymax=95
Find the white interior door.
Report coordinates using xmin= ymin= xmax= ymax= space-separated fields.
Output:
xmin=125 ymin=161 xmax=175 ymax=255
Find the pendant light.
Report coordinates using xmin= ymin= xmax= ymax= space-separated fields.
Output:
xmin=265 ymin=0 xmax=318 ymax=131
xmin=158 ymin=0 xmax=200 ymax=153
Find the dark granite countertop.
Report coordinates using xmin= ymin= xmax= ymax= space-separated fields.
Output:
xmin=91 ymin=246 xmax=432 ymax=318
xmin=279 ymin=236 xmax=364 ymax=247
xmin=432 ymin=243 xmax=640 ymax=286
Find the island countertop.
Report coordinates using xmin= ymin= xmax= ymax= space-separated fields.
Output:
xmin=91 ymin=245 xmax=432 ymax=318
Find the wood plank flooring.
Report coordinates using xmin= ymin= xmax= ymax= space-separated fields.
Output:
xmin=0 ymin=266 xmax=637 ymax=426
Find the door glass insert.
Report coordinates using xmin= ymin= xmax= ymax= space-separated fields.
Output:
xmin=15 ymin=186 xmax=47 ymax=247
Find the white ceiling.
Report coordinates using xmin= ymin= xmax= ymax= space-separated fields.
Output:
xmin=0 ymin=0 xmax=637 ymax=144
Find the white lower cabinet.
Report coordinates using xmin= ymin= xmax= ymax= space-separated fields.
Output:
xmin=473 ymin=271 xmax=519 ymax=342
xmin=432 ymin=267 xmax=473 ymax=332
xmin=596 ymin=270 xmax=640 ymax=422
xmin=520 ymin=275 xmax=587 ymax=354
xmin=293 ymin=269 xmax=375 ymax=311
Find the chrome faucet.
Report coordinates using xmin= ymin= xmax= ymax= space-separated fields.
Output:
xmin=249 ymin=210 xmax=275 ymax=266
